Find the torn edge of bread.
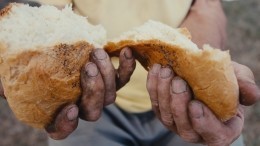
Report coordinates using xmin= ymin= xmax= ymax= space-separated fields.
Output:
xmin=0 ymin=3 xmax=106 ymax=55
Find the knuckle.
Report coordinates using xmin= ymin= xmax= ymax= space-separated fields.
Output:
xmin=161 ymin=114 xmax=173 ymax=127
xmin=178 ymin=131 xmax=200 ymax=143
xmin=225 ymin=129 xmax=241 ymax=145
xmin=172 ymin=107 xmax=183 ymax=119
xmin=206 ymin=131 xmax=231 ymax=146
xmin=151 ymin=99 xmax=159 ymax=107
xmin=157 ymin=84 xmax=166 ymax=91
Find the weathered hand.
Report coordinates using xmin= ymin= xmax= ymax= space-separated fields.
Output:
xmin=45 ymin=48 xmax=136 ymax=140
xmin=147 ymin=63 xmax=259 ymax=146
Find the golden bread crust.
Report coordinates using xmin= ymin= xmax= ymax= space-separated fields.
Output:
xmin=105 ymin=40 xmax=239 ymax=121
xmin=0 ymin=41 xmax=93 ymax=128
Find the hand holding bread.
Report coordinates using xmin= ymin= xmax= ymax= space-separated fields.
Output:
xmin=0 ymin=3 xmax=136 ymax=130
xmin=46 ymin=48 xmax=135 ymax=140
xmin=104 ymin=20 xmax=239 ymax=122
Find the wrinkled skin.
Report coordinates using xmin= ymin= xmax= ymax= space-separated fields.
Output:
xmin=44 ymin=47 xmax=136 ymax=139
xmin=146 ymin=62 xmax=259 ymax=146
xmin=0 ymin=47 xmax=136 ymax=140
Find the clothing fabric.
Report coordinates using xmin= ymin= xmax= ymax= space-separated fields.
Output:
xmin=34 ymin=0 xmax=193 ymax=113
xmin=48 ymin=104 xmax=204 ymax=146
xmin=49 ymin=104 xmax=244 ymax=146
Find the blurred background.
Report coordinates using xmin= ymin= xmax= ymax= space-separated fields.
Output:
xmin=0 ymin=0 xmax=259 ymax=146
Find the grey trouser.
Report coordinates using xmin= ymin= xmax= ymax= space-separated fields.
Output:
xmin=49 ymin=104 xmax=244 ymax=146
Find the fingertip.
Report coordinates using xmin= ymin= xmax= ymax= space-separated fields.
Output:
xmin=117 ymin=47 xmax=136 ymax=90
xmin=159 ymin=67 xmax=173 ymax=79
xmin=171 ymin=77 xmax=188 ymax=94
xmin=84 ymin=62 xmax=99 ymax=77
xmin=92 ymin=48 xmax=108 ymax=60
xmin=121 ymin=47 xmax=133 ymax=60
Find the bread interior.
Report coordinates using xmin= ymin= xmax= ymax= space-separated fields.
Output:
xmin=0 ymin=4 xmax=106 ymax=54
xmin=112 ymin=20 xmax=227 ymax=61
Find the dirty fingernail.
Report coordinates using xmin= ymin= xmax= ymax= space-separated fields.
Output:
xmin=172 ymin=77 xmax=187 ymax=94
xmin=85 ymin=63 xmax=99 ymax=77
xmin=94 ymin=49 xmax=107 ymax=60
xmin=160 ymin=67 xmax=172 ymax=78
xmin=67 ymin=106 xmax=78 ymax=121
xmin=123 ymin=48 xmax=133 ymax=59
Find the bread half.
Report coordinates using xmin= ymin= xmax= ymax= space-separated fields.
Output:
xmin=105 ymin=20 xmax=239 ymax=121
xmin=0 ymin=3 xmax=106 ymax=128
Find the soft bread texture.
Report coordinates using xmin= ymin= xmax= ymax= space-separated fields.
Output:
xmin=105 ymin=20 xmax=239 ymax=121
xmin=0 ymin=4 xmax=106 ymax=128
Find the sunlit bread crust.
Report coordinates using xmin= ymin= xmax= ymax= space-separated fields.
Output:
xmin=105 ymin=21 xmax=239 ymax=121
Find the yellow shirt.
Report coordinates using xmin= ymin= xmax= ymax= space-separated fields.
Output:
xmin=34 ymin=0 xmax=192 ymax=113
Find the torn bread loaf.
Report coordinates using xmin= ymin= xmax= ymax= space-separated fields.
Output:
xmin=0 ymin=3 xmax=238 ymax=129
xmin=0 ymin=3 xmax=106 ymax=128
xmin=105 ymin=20 xmax=239 ymax=121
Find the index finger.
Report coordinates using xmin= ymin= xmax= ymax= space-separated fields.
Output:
xmin=91 ymin=49 xmax=116 ymax=105
xmin=79 ymin=62 xmax=105 ymax=121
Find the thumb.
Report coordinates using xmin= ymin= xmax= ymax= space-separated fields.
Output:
xmin=45 ymin=104 xmax=79 ymax=140
xmin=233 ymin=62 xmax=260 ymax=105
xmin=188 ymin=101 xmax=243 ymax=145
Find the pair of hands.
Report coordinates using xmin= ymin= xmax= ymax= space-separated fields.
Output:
xmin=0 ymin=48 xmax=259 ymax=146
xmin=43 ymin=48 xmax=259 ymax=146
